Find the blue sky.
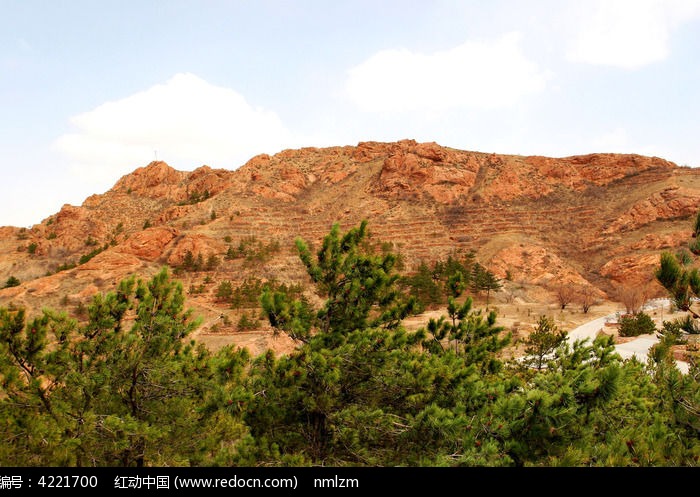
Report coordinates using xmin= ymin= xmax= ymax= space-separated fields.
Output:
xmin=2 ymin=0 xmax=700 ymax=227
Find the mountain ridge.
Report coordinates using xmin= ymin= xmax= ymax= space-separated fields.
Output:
xmin=2 ymin=139 xmax=699 ymax=353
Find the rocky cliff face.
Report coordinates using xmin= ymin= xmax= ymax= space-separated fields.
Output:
xmin=1 ymin=140 xmax=698 ymax=352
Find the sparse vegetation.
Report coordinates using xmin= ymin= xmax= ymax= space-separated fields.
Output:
xmin=179 ymin=189 xmax=211 ymax=205
xmin=218 ymin=277 xmax=304 ymax=310
xmin=56 ymin=261 xmax=77 ymax=272
xmin=237 ymin=311 xmax=259 ymax=331
xmin=228 ymin=236 xmax=281 ymax=266
xmin=400 ymin=251 xmax=500 ymax=310
xmin=78 ymin=243 xmax=108 ymax=264
xmin=188 ymin=283 xmax=206 ymax=294
xmin=3 ymin=276 xmax=20 ymax=288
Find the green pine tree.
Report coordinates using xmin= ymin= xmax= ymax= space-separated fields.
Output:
xmin=0 ymin=268 xmax=249 ymax=466
xmin=522 ymin=315 xmax=568 ymax=370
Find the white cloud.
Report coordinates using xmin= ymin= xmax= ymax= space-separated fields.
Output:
xmin=567 ymin=0 xmax=700 ymax=68
xmin=345 ymin=32 xmax=549 ymax=113
xmin=53 ymin=73 xmax=295 ymax=185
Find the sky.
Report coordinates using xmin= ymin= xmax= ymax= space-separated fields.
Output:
xmin=2 ymin=0 xmax=700 ymax=227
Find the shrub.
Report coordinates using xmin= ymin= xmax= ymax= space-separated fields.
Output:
xmin=659 ymin=320 xmax=688 ymax=345
xmin=677 ymin=315 xmax=700 ymax=335
xmin=230 ymin=236 xmax=282 ymax=264
xmin=3 ymin=276 xmax=20 ymax=288
xmin=689 ymin=238 xmax=700 ymax=256
xmin=56 ymin=261 xmax=77 ymax=272
xmin=225 ymin=245 xmax=236 ymax=260
xmin=216 ymin=280 xmax=233 ymax=301
xmin=618 ymin=311 xmax=656 ymax=337
xmin=206 ymin=254 xmax=220 ymax=271
xmin=237 ymin=311 xmax=258 ymax=331
xmin=676 ymin=248 xmax=693 ymax=265
xmin=78 ymin=244 xmax=107 ymax=265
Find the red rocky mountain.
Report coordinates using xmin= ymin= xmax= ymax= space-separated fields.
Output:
xmin=2 ymin=139 xmax=698 ymax=353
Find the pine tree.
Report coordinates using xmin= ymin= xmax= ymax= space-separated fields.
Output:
xmin=216 ymin=280 xmax=233 ymax=302
xmin=0 ymin=268 xmax=248 ymax=466
xmin=522 ymin=315 xmax=568 ymax=370
xmin=225 ymin=245 xmax=236 ymax=260
xmin=206 ymin=254 xmax=220 ymax=270
xmin=481 ymin=270 xmax=502 ymax=308
xmin=656 ymin=253 xmax=700 ymax=318
xmin=182 ymin=250 xmax=196 ymax=271
xmin=400 ymin=261 xmax=442 ymax=309
xmin=250 ymin=222 xmax=484 ymax=465
xmin=262 ymin=220 xmax=418 ymax=343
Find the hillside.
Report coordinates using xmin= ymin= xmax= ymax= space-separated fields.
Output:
xmin=1 ymin=139 xmax=699 ymax=354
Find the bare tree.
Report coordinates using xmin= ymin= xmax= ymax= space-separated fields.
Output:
xmin=553 ymin=283 xmax=577 ymax=310
xmin=577 ymin=286 xmax=600 ymax=314
xmin=613 ymin=283 xmax=649 ymax=315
